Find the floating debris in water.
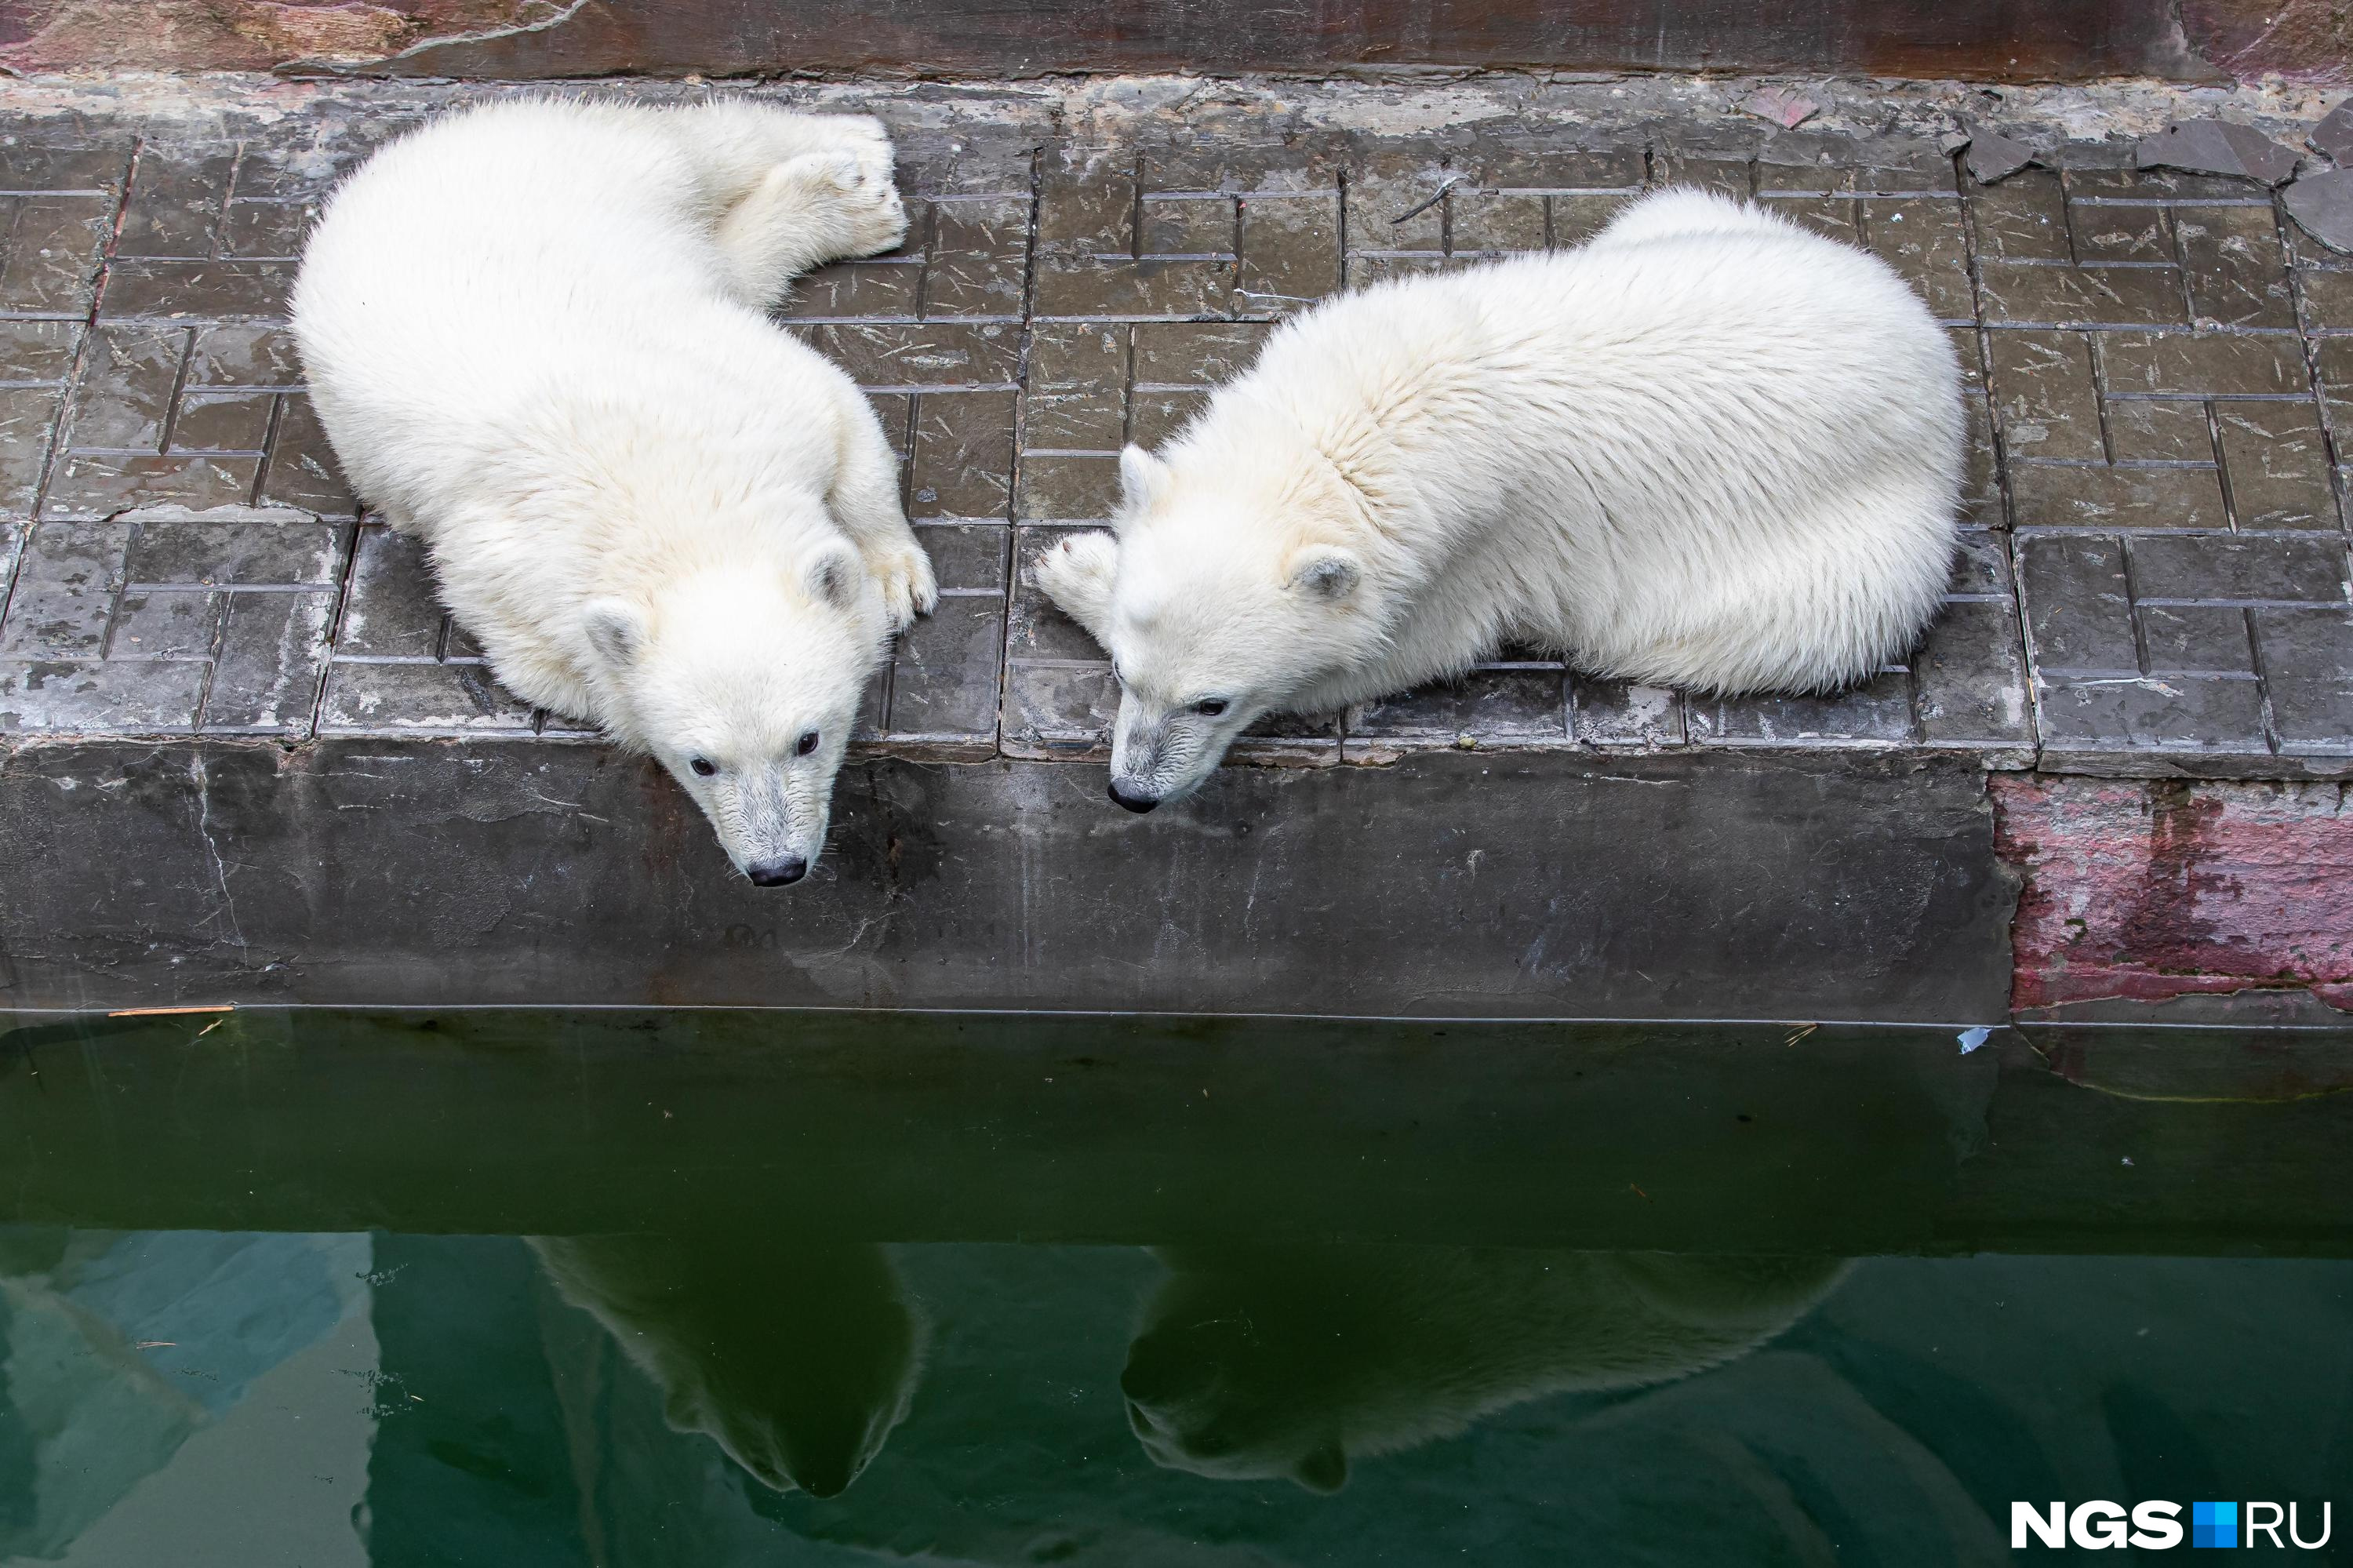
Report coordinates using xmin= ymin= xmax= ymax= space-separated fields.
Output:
xmin=1958 ymin=1026 xmax=1993 ymax=1054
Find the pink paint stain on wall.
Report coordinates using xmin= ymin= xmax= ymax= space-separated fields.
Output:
xmin=0 ymin=1 xmax=551 ymax=72
xmin=1994 ymin=774 xmax=2353 ymax=1012
xmin=2180 ymin=0 xmax=2353 ymax=86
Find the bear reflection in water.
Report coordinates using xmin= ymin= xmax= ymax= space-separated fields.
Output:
xmin=1122 ymin=1246 xmax=1848 ymax=1492
xmin=524 ymin=1236 xmax=1841 ymax=1501
xmin=529 ymin=1235 xmax=926 ymax=1498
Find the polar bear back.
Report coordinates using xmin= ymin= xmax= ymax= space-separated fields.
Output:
xmin=293 ymin=100 xmax=816 ymax=534
xmin=1173 ymin=190 xmax=1963 ymax=695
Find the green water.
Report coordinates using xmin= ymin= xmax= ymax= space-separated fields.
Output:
xmin=1 ymin=1011 xmax=2348 ymax=1564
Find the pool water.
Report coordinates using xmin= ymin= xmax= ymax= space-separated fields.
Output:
xmin=1 ymin=1011 xmax=2348 ymax=1565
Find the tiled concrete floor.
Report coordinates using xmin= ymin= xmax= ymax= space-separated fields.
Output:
xmin=0 ymin=83 xmax=2347 ymax=778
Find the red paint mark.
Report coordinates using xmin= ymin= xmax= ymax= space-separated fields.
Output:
xmin=1994 ymin=776 xmax=2353 ymax=1011
xmin=2180 ymin=0 xmax=2353 ymax=86
xmin=0 ymin=1 xmax=544 ymax=73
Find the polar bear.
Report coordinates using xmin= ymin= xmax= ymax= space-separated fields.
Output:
xmin=1121 ymin=1245 xmax=1846 ymax=1491
xmin=293 ymin=99 xmax=937 ymax=882
xmin=1036 ymin=187 xmax=1961 ymax=810
xmin=531 ymin=1234 xmax=926 ymax=1497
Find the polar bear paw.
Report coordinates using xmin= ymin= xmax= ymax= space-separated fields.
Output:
xmin=868 ymin=539 xmax=938 ymax=634
xmin=824 ymin=144 xmax=910 ymax=256
xmin=769 ymin=147 xmax=907 ymax=259
xmin=1033 ymin=529 xmax=1118 ymax=638
xmin=797 ymin=112 xmax=894 ymax=165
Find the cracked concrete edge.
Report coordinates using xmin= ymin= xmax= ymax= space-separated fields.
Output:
xmin=0 ymin=71 xmax=2344 ymax=157
xmin=0 ymin=739 xmax=2020 ymax=1019
xmin=369 ymin=0 xmax=597 ymax=71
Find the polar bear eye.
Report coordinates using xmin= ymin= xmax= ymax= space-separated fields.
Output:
xmin=689 ymin=757 xmax=718 ymax=777
xmin=1195 ymin=699 xmax=1228 ymax=717
xmin=795 ymin=730 xmax=820 ymax=757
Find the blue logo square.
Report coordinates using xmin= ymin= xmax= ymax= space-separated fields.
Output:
xmin=2192 ymin=1501 xmax=2237 ymax=1549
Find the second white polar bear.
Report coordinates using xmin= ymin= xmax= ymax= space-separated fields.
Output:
xmin=294 ymin=99 xmax=936 ymax=884
xmin=1038 ymin=187 xmax=1962 ymax=811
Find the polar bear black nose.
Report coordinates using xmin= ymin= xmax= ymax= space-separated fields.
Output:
xmin=1108 ymin=780 xmax=1159 ymax=813
xmin=747 ymin=856 xmax=807 ymax=886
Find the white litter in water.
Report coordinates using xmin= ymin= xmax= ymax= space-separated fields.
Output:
xmin=1957 ymin=1026 xmax=1992 ymax=1054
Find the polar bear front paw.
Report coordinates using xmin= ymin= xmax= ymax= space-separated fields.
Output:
xmin=799 ymin=112 xmax=894 ymax=164
xmin=800 ymin=146 xmax=908 ymax=259
xmin=1032 ymin=529 xmax=1118 ymax=639
xmin=838 ymin=148 xmax=910 ymax=257
xmin=869 ymin=540 xmax=939 ymax=634
xmin=770 ymin=149 xmax=908 ymax=259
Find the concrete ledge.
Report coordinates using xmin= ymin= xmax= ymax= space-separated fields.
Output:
xmin=3 ymin=78 xmax=2351 ymax=1025
xmin=0 ymin=741 xmax=2016 ymax=1020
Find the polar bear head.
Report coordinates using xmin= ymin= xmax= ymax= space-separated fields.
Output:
xmin=583 ymin=541 xmax=887 ymax=885
xmin=1041 ymin=443 xmax=1384 ymax=811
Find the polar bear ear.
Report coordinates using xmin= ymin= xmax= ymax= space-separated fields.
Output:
xmin=1284 ymin=544 xmax=1363 ymax=602
xmin=582 ymin=598 xmax=648 ymax=669
xmin=1118 ymin=444 xmax=1172 ymax=516
xmin=802 ymin=539 xmax=863 ymax=611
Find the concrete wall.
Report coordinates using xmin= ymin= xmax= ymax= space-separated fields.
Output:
xmin=0 ymin=0 xmax=2344 ymax=83
xmin=1996 ymin=775 xmax=2353 ymax=1017
xmin=0 ymin=741 xmax=2017 ymax=1021
xmin=10 ymin=742 xmax=2353 ymax=1023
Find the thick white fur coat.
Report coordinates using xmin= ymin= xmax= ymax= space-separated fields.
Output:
xmin=293 ymin=99 xmax=934 ymax=879
xmin=1039 ymin=189 xmax=1963 ymax=805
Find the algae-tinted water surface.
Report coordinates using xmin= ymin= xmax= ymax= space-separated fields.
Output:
xmin=1 ymin=1010 xmax=2348 ymax=1565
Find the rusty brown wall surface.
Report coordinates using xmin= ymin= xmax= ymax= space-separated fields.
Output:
xmin=0 ymin=2 xmax=553 ymax=74
xmin=1995 ymin=775 xmax=2353 ymax=1016
xmin=2180 ymin=0 xmax=2353 ymax=87
xmin=4 ymin=0 xmax=2337 ymax=84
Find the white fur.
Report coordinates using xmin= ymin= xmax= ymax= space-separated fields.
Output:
xmin=293 ymin=98 xmax=937 ymax=881
xmin=1037 ymin=188 xmax=1963 ymax=806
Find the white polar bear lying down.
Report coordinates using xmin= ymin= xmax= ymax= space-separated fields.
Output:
xmin=293 ymin=99 xmax=936 ymax=883
xmin=1037 ymin=187 xmax=1962 ymax=811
